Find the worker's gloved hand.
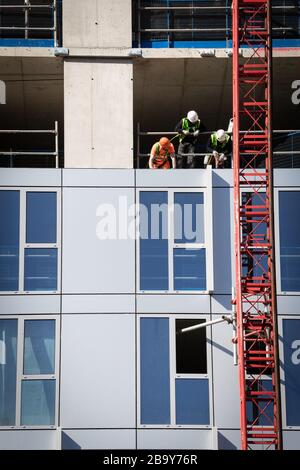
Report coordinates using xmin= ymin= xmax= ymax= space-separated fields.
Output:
xmin=183 ymin=130 xmax=190 ymax=135
xmin=219 ymin=153 xmax=226 ymax=162
xmin=204 ymin=155 xmax=210 ymax=166
xmin=193 ymin=130 xmax=199 ymax=137
xmin=213 ymin=151 xmax=219 ymax=158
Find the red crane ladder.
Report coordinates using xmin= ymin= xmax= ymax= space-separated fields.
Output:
xmin=232 ymin=0 xmax=282 ymax=449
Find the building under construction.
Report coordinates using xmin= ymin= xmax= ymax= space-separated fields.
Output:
xmin=0 ymin=0 xmax=299 ymax=450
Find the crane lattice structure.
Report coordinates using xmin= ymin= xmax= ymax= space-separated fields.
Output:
xmin=232 ymin=0 xmax=282 ymax=450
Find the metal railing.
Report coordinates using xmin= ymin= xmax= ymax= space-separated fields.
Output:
xmin=0 ymin=121 xmax=59 ymax=168
xmin=0 ymin=1 xmax=59 ymax=46
xmin=136 ymin=123 xmax=300 ymax=168
xmin=133 ymin=1 xmax=300 ymax=48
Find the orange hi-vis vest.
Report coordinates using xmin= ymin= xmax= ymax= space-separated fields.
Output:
xmin=150 ymin=142 xmax=175 ymax=169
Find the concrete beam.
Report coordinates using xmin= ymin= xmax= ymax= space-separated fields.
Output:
xmin=0 ymin=47 xmax=57 ymax=58
xmin=65 ymin=47 xmax=300 ymax=59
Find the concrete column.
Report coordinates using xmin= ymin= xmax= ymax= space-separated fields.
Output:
xmin=64 ymin=59 xmax=133 ymax=168
xmin=63 ymin=0 xmax=132 ymax=48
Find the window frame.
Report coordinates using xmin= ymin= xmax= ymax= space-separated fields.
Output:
xmin=278 ymin=315 xmax=300 ymax=431
xmin=275 ymin=188 xmax=300 ymax=295
xmin=0 ymin=187 xmax=61 ymax=295
xmin=137 ymin=186 xmax=213 ymax=294
xmin=0 ymin=315 xmax=60 ymax=430
xmin=137 ymin=314 xmax=213 ymax=429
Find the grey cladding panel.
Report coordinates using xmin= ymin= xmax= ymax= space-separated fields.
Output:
xmin=211 ymin=315 xmax=240 ymax=428
xmin=137 ymin=429 xmax=212 ymax=450
xmin=212 ymin=170 xmax=233 ymax=187
xmin=0 ymin=295 xmax=60 ymax=315
xmin=63 ymin=169 xmax=135 ymax=187
xmin=62 ymin=430 xmax=135 ymax=450
xmin=136 ymin=169 xmax=208 ymax=188
xmin=137 ymin=294 xmax=210 ymax=314
xmin=62 ymin=294 xmax=135 ymax=314
xmin=211 ymin=295 xmax=232 ymax=314
xmin=283 ymin=431 xmax=300 ymax=450
xmin=0 ymin=430 xmax=58 ymax=450
xmin=62 ymin=187 xmax=135 ymax=294
xmin=60 ymin=314 xmax=135 ymax=428
xmin=274 ymin=169 xmax=300 ymax=187
xmin=217 ymin=430 xmax=240 ymax=450
xmin=277 ymin=296 xmax=300 ymax=315
xmin=0 ymin=169 xmax=61 ymax=187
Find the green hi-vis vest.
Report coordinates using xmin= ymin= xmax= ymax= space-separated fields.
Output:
xmin=179 ymin=118 xmax=200 ymax=142
xmin=155 ymin=143 xmax=171 ymax=157
xmin=211 ymin=132 xmax=230 ymax=149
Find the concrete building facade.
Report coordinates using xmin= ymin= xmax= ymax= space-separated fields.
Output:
xmin=0 ymin=1 xmax=299 ymax=450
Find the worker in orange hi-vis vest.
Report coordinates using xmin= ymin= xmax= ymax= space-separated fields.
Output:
xmin=148 ymin=137 xmax=176 ymax=169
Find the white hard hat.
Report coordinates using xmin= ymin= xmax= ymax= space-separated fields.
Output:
xmin=187 ymin=110 xmax=198 ymax=123
xmin=216 ymin=129 xmax=226 ymax=142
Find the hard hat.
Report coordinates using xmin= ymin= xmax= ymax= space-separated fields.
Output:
xmin=159 ymin=137 xmax=170 ymax=147
xmin=216 ymin=129 xmax=226 ymax=142
xmin=187 ymin=110 xmax=198 ymax=123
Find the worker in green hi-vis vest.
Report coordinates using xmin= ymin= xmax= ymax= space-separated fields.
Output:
xmin=174 ymin=110 xmax=206 ymax=169
xmin=205 ymin=129 xmax=232 ymax=168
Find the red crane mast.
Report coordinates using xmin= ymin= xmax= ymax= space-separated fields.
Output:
xmin=232 ymin=0 xmax=282 ymax=450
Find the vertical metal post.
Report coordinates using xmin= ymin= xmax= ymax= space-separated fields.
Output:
xmin=53 ymin=0 xmax=57 ymax=46
xmin=137 ymin=0 xmax=141 ymax=49
xmin=137 ymin=121 xmax=140 ymax=169
xmin=167 ymin=0 xmax=170 ymax=48
xmin=55 ymin=120 xmax=59 ymax=168
xmin=9 ymin=148 xmax=13 ymax=168
xmin=24 ymin=0 xmax=29 ymax=40
xmin=226 ymin=0 xmax=229 ymax=48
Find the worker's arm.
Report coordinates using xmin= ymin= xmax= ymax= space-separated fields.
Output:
xmin=170 ymin=153 xmax=176 ymax=169
xmin=175 ymin=119 xmax=189 ymax=136
xmin=148 ymin=154 xmax=155 ymax=169
xmin=174 ymin=120 xmax=183 ymax=133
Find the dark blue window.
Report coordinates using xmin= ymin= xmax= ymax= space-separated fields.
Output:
xmin=24 ymin=248 xmax=58 ymax=291
xmin=174 ymin=192 xmax=204 ymax=243
xmin=0 ymin=319 xmax=18 ymax=425
xmin=279 ymin=191 xmax=300 ymax=291
xmin=175 ymin=379 xmax=209 ymax=425
xmin=140 ymin=192 xmax=168 ymax=290
xmin=174 ymin=248 xmax=206 ymax=291
xmin=26 ymin=192 xmax=57 ymax=243
xmin=0 ymin=191 xmax=20 ymax=291
xmin=140 ymin=318 xmax=170 ymax=424
xmin=283 ymin=319 xmax=300 ymax=426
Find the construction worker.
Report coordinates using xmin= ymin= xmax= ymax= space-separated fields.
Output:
xmin=205 ymin=129 xmax=232 ymax=168
xmin=149 ymin=137 xmax=176 ymax=169
xmin=174 ymin=110 xmax=206 ymax=168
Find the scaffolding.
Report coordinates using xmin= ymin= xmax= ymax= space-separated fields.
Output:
xmin=0 ymin=1 xmax=60 ymax=46
xmin=136 ymin=123 xmax=300 ymax=169
xmin=133 ymin=1 xmax=300 ymax=48
xmin=232 ymin=0 xmax=282 ymax=450
xmin=0 ymin=121 xmax=59 ymax=168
